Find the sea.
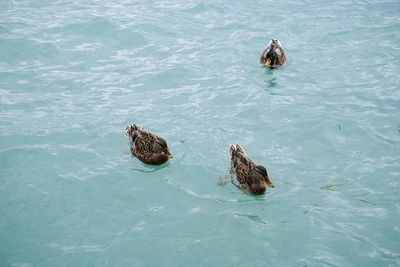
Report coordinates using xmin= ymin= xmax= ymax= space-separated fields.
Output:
xmin=1 ymin=0 xmax=400 ymax=266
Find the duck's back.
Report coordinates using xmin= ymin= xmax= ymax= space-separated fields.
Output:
xmin=131 ymin=130 xmax=156 ymax=157
xmin=229 ymin=144 xmax=256 ymax=185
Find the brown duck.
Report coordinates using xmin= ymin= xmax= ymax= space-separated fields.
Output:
xmin=260 ymin=38 xmax=286 ymax=68
xmin=126 ymin=124 xmax=173 ymax=165
xmin=229 ymin=144 xmax=274 ymax=195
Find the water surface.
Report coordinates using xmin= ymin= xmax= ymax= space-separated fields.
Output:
xmin=1 ymin=0 xmax=400 ymax=266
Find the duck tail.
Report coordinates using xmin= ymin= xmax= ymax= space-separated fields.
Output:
xmin=125 ymin=124 xmax=141 ymax=144
xmin=229 ymin=144 xmax=237 ymax=174
xmin=229 ymin=144 xmax=245 ymax=158
xmin=229 ymin=144 xmax=237 ymax=158
xmin=229 ymin=144 xmax=245 ymax=174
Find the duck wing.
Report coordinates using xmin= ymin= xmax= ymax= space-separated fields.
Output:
xmin=275 ymin=47 xmax=286 ymax=66
xmin=131 ymin=129 xmax=157 ymax=157
xmin=260 ymin=47 xmax=270 ymax=64
xmin=230 ymin=144 xmax=256 ymax=185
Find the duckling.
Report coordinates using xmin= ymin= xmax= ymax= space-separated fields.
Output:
xmin=126 ymin=124 xmax=173 ymax=165
xmin=260 ymin=38 xmax=286 ymax=68
xmin=229 ymin=144 xmax=274 ymax=195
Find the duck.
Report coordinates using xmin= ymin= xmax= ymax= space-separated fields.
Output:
xmin=260 ymin=38 xmax=286 ymax=68
xmin=126 ymin=124 xmax=173 ymax=165
xmin=229 ymin=144 xmax=274 ymax=195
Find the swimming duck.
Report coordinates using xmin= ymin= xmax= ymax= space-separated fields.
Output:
xmin=126 ymin=124 xmax=173 ymax=165
xmin=260 ymin=38 xmax=286 ymax=68
xmin=229 ymin=144 xmax=274 ymax=195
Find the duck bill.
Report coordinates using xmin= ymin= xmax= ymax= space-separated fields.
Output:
xmin=263 ymin=180 xmax=274 ymax=188
xmin=265 ymin=58 xmax=271 ymax=67
xmin=167 ymin=154 xmax=173 ymax=159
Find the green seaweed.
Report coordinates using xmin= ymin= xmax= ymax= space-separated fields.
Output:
xmin=351 ymin=192 xmax=376 ymax=206
xmin=357 ymin=198 xmax=376 ymax=206
xmin=236 ymin=213 xmax=269 ymax=224
xmin=320 ymin=183 xmax=343 ymax=191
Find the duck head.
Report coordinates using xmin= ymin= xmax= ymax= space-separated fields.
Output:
xmin=249 ymin=165 xmax=274 ymax=194
xmin=255 ymin=165 xmax=274 ymax=188
xmin=154 ymin=138 xmax=173 ymax=159
xmin=263 ymin=38 xmax=284 ymax=68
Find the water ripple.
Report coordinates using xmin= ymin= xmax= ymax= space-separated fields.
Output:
xmin=1 ymin=0 xmax=400 ymax=266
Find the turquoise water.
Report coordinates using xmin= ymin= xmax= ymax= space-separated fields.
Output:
xmin=1 ymin=0 xmax=400 ymax=266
